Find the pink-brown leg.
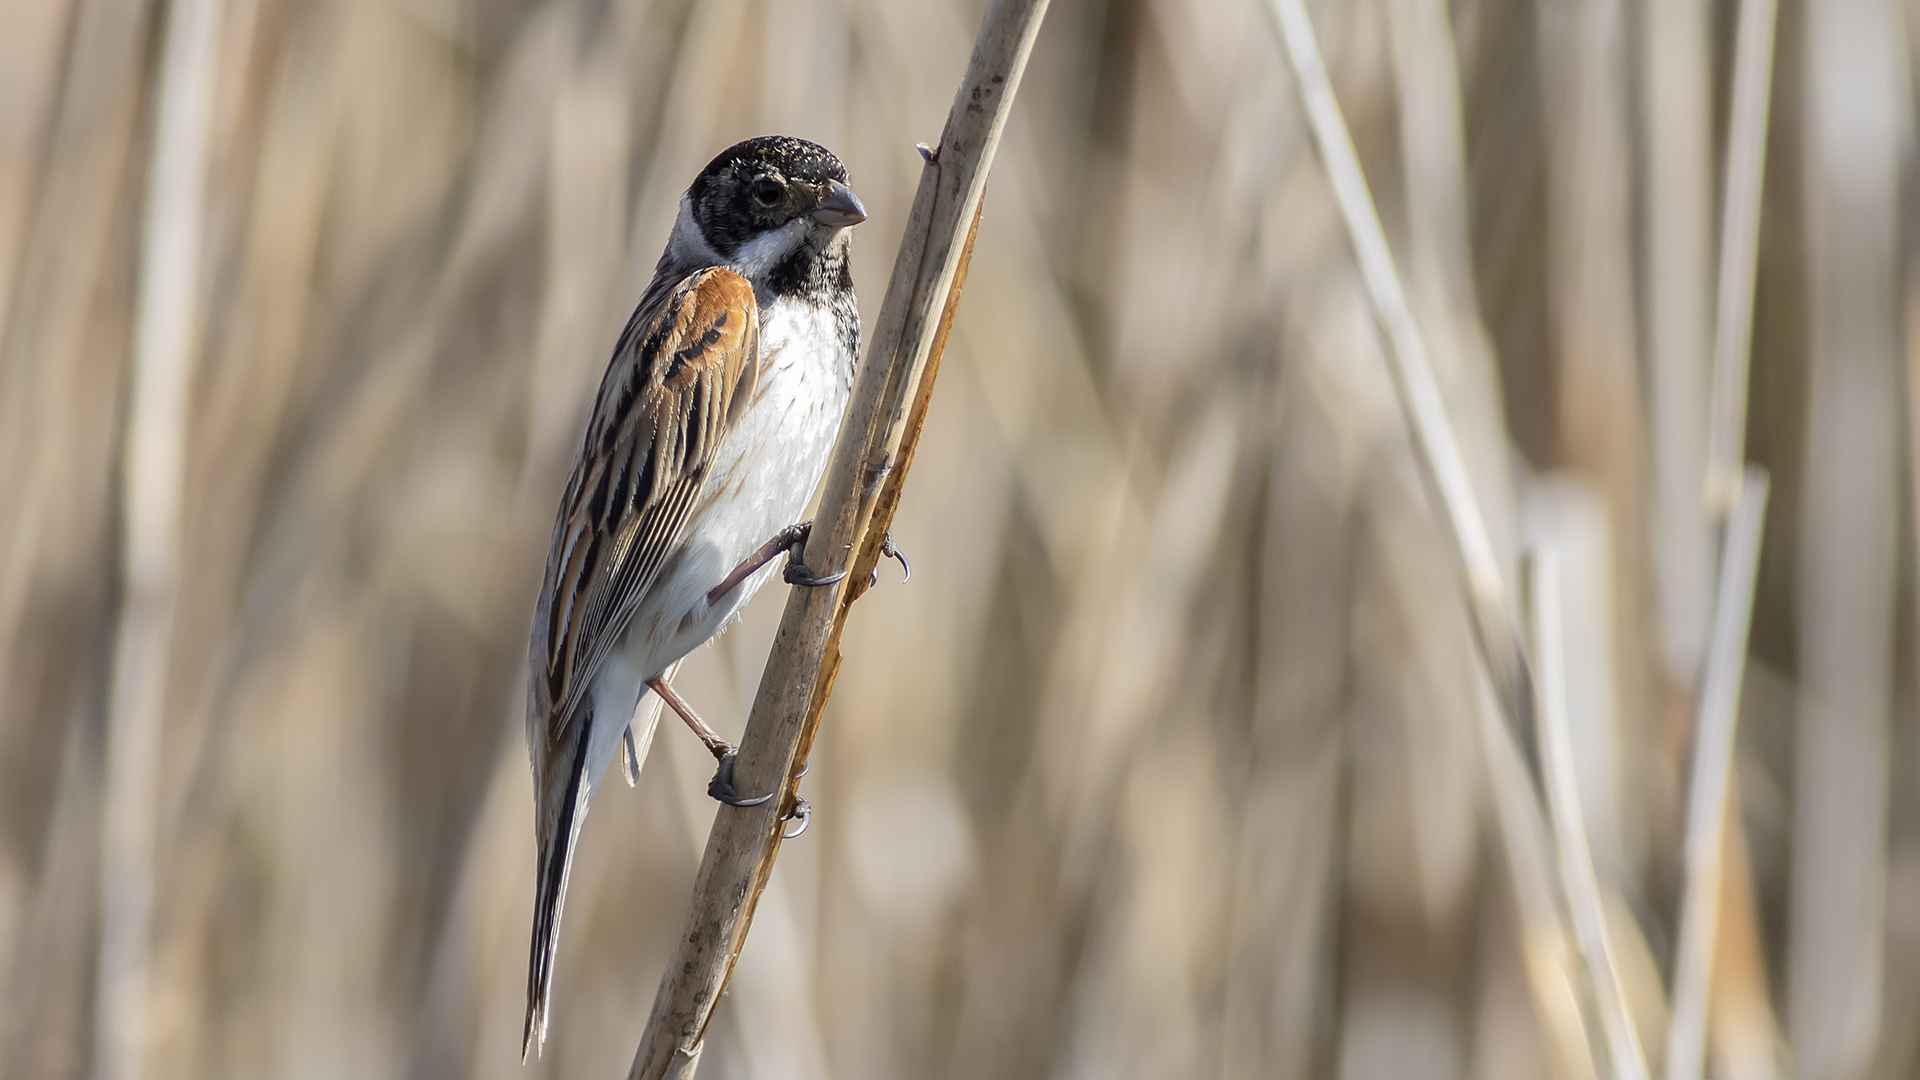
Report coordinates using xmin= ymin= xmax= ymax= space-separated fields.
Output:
xmin=646 ymin=677 xmax=731 ymax=758
xmin=707 ymin=524 xmax=807 ymax=605
xmin=704 ymin=521 xmax=850 ymax=607
xmin=646 ymin=676 xmax=773 ymax=806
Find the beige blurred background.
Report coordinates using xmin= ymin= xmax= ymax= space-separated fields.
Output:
xmin=2 ymin=0 xmax=1917 ymax=1077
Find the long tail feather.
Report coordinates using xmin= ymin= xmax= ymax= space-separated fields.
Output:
xmin=523 ymin=724 xmax=592 ymax=1061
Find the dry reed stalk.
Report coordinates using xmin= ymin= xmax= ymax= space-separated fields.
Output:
xmin=1688 ymin=0 xmax=1786 ymax=1068
xmin=1267 ymin=3 xmax=1643 ymax=1070
xmin=1382 ymin=0 xmax=1516 ymax=574
xmin=1529 ymin=550 xmax=1650 ymax=1080
xmin=1382 ymin=3 xmax=1560 ymax=1069
xmin=95 ymin=2 xmax=222 ymax=1078
xmin=1640 ymin=0 xmax=1713 ymax=681
xmin=1265 ymin=0 xmax=1534 ymax=779
xmin=1477 ymin=675 xmax=1603 ymax=1080
xmin=1707 ymin=817 xmax=1783 ymax=1080
xmin=626 ymin=3 xmax=1047 ymax=1076
xmin=1533 ymin=0 xmax=1656 ymax=909
xmin=1230 ymin=400 xmax=1353 ymax=1079
xmin=1910 ymin=292 xmax=1920 ymax=644
xmin=1789 ymin=0 xmax=1904 ymax=1074
xmin=1665 ymin=470 xmax=1768 ymax=1080
xmin=1702 ymin=0 xmax=1781 ymax=514
xmin=0 ymin=9 xmax=153 ymax=1069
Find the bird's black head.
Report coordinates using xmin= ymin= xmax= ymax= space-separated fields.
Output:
xmin=680 ymin=136 xmax=865 ymax=301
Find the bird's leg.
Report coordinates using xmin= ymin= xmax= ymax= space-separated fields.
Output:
xmin=644 ymin=676 xmax=732 ymax=757
xmin=707 ymin=522 xmax=809 ymax=603
xmin=645 ymin=676 xmax=774 ymax=807
xmin=705 ymin=521 xmax=845 ymax=605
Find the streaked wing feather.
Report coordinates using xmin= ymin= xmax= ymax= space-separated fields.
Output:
xmin=556 ymin=476 xmax=702 ymax=723
xmin=522 ymin=266 xmax=759 ymax=1057
xmin=537 ymin=266 xmax=759 ymax=749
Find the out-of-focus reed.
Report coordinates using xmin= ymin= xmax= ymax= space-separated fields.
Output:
xmin=1 ymin=0 xmax=1915 ymax=1077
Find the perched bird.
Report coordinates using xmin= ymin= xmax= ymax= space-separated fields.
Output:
xmin=522 ymin=136 xmax=870 ymax=1058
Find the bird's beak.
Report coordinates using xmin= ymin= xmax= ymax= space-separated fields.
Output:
xmin=812 ymin=181 xmax=868 ymax=227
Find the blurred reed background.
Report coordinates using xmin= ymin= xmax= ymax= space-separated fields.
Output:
xmin=1 ymin=0 xmax=1917 ymax=1077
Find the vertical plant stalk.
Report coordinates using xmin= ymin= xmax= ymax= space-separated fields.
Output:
xmin=1265 ymin=0 xmax=1537 ymax=770
xmin=1381 ymin=0 xmax=1516 ymax=571
xmin=1702 ymin=0 xmax=1780 ymax=513
xmin=1477 ymin=681 xmax=1604 ymax=1080
xmin=1693 ymin=0 xmax=1786 ymax=1069
xmin=626 ymin=3 xmax=1047 ymax=1077
xmin=1272 ymin=3 xmax=1635 ymax=1068
xmin=1529 ymin=551 xmax=1651 ymax=1080
xmin=1378 ymin=7 xmax=1611 ymax=1070
xmin=793 ymin=199 xmax=983 ymax=761
xmin=1789 ymin=0 xmax=1903 ymax=1071
xmin=1640 ymin=0 xmax=1714 ymax=679
xmin=1665 ymin=470 xmax=1769 ymax=1080
xmin=95 ymin=1 xmax=223 ymax=1079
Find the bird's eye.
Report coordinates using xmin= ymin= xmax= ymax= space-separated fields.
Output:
xmin=749 ymin=179 xmax=782 ymax=207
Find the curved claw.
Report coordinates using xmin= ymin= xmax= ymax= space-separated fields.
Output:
xmin=784 ymin=562 xmax=848 ymax=587
xmin=881 ymin=533 xmax=911 ymax=583
xmin=783 ymin=534 xmax=847 ymax=587
xmin=708 ymin=752 xmax=776 ymax=807
xmin=780 ymin=797 xmax=813 ymax=840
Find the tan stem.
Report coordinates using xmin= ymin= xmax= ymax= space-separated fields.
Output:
xmin=624 ymin=4 xmax=1047 ymax=1077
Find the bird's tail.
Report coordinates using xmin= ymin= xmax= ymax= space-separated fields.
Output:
xmin=621 ymin=659 xmax=676 ymax=786
xmin=523 ymin=724 xmax=592 ymax=1061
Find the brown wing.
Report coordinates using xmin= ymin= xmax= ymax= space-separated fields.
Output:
xmin=522 ymin=267 xmax=759 ymax=1057
xmin=531 ymin=266 xmax=760 ymax=748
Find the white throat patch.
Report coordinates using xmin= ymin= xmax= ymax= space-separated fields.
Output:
xmin=665 ymin=194 xmax=813 ymax=284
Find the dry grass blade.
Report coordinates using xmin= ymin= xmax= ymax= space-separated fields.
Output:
xmin=1702 ymin=0 xmax=1780 ymax=513
xmin=1789 ymin=0 xmax=1903 ymax=1069
xmin=1274 ymin=2 xmax=1622 ymax=1066
xmin=1265 ymin=0 xmax=1537 ymax=771
xmin=1529 ymin=550 xmax=1651 ymax=1080
xmin=1665 ymin=469 xmax=1769 ymax=1080
xmin=626 ymin=3 xmax=1047 ymax=1077
xmin=791 ymin=198 xmax=983 ymax=768
xmin=1640 ymin=0 xmax=1713 ymax=678
xmin=1691 ymin=0 xmax=1785 ymax=1067
xmin=95 ymin=2 xmax=222 ymax=1078
xmin=1478 ymin=676 xmax=1604 ymax=1080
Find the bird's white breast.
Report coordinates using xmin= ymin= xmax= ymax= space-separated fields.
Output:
xmin=616 ymin=295 xmax=852 ymax=683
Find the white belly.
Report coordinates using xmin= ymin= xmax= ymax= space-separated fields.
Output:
xmin=584 ymin=296 xmax=851 ymax=783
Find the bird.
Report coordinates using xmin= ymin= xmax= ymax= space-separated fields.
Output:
xmin=521 ymin=135 xmax=872 ymax=1059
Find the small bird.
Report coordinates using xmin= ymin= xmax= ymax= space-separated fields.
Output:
xmin=522 ymin=136 xmax=870 ymax=1058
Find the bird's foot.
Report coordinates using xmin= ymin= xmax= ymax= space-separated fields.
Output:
xmin=779 ymin=796 xmax=812 ymax=840
xmin=869 ymin=532 xmax=912 ymax=587
xmin=707 ymin=749 xmax=776 ymax=807
xmin=783 ymin=527 xmax=847 ymax=587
